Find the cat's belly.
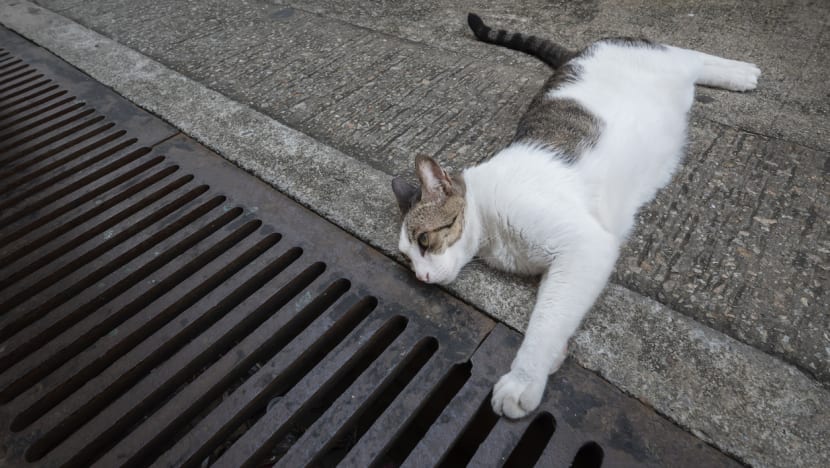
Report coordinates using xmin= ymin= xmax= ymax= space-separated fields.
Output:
xmin=479 ymin=241 xmax=548 ymax=276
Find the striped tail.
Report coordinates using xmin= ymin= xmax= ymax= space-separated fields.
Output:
xmin=467 ymin=13 xmax=574 ymax=69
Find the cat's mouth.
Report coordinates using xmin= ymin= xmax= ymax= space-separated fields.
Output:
xmin=416 ymin=269 xmax=459 ymax=286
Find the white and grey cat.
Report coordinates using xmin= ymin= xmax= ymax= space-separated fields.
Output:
xmin=392 ymin=13 xmax=760 ymax=418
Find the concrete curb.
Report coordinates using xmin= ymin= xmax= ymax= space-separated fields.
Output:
xmin=2 ymin=1 xmax=827 ymax=466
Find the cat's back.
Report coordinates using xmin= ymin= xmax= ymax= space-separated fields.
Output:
xmin=514 ymin=40 xmax=697 ymax=167
xmin=553 ymin=40 xmax=698 ymax=125
xmin=534 ymin=41 xmax=699 ymax=238
xmin=484 ymin=40 xmax=700 ymax=238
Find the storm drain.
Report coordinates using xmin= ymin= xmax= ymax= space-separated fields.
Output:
xmin=0 ymin=27 xmax=740 ymax=467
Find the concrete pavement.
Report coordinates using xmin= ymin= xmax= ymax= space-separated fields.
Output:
xmin=1 ymin=0 xmax=828 ymax=466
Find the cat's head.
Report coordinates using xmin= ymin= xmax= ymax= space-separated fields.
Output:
xmin=392 ymin=155 xmax=469 ymax=285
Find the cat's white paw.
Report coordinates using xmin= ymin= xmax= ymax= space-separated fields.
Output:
xmin=491 ymin=369 xmax=545 ymax=419
xmin=728 ymin=62 xmax=761 ymax=91
xmin=714 ymin=61 xmax=761 ymax=91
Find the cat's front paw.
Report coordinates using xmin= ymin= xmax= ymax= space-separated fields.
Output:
xmin=491 ymin=369 xmax=545 ymax=419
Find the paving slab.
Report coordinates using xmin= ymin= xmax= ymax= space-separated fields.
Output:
xmin=31 ymin=0 xmax=830 ymax=383
xmin=38 ymin=0 xmax=534 ymax=177
xmin=618 ymin=119 xmax=829 ymax=383
xmin=575 ymin=284 xmax=829 ymax=468
xmin=218 ymin=0 xmax=830 ymax=153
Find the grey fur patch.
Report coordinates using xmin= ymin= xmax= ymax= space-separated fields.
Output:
xmin=509 ymin=37 xmax=667 ymax=163
xmin=513 ymin=62 xmax=603 ymax=163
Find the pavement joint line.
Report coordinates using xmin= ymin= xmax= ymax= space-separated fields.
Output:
xmin=1 ymin=2 xmax=828 ymax=467
xmin=287 ymin=3 xmax=500 ymax=69
xmin=695 ymin=114 xmax=828 ymax=154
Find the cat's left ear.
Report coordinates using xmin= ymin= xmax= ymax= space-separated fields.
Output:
xmin=391 ymin=177 xmax=421 ymax=215
xmin=415 ymin=154 xmax=454 ymax=200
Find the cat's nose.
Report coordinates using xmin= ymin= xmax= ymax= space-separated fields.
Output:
xmin=416 ymin=272 xmax=430 ymax=282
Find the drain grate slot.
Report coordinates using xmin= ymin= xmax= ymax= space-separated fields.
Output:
xmin=22 ymin=249 xmax=311 ymax=464
xmin=0 ymin=84 xmax=63 ymax=115
xmin=0 ymin=203 xmax=246 ymax=397
xmin=0 ymin=72 xmax=43 ymax=95
xmin=0 ymin=125 xmax=123 ymax=192
xmin=0 ymin=56 xmax=19 ymax=68
xmin=0 ymin=76 xmax=48 ymax=100
xmin=0 ymin=157 xmax=170 ymax=254
xmin=0 ymin=139 xmax=145 ymax=218
xmin=0 ymin=61 xmax=27 ymax=78
xmin=5 ymin=225 xmax=279 ymax=424
xmin=0 ymin=178 xmax=206 ymax=313
xmin=226 ymin=315 xmax=411 ymax=467
xmin=0 ymin=82 xmax=59 ymax=112
xmin=106 ymin=278 xmax=353 ymax=467
xmin=370 ymin=361 xmax=472 ymax=467
xmin=0 ymin=26 xmax=741 ymax=468
xmin=4 ymin=102 xmax=85 ymax=137
xmin=307 ymin=336 xmax=439 ymax=467
xmin=0 ymin=106 xmax=95 ymax=150
xmin=0 ymin=92 xmax=71 ymax=129
xmin=571 ymin=442 xmax=605 ymax=468
xmin=148 ymin=295 xmax=381 ymax=468
xmin=2 ymin=192 xmax=225 ymax=340
xmin=502 ymin=412 xmax=556 ymax=467
xmin=0 ymin=67 xmax=35 ymax=87
xmin=437 ymin=393 xmax=501 ymax=467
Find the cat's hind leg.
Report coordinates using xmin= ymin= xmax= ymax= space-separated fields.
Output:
xmin=691 ymin=50 xmax=761 ymax=91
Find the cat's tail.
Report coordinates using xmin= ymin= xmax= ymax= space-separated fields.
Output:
xmin=467 ymin=13 xmax=574 ymax=69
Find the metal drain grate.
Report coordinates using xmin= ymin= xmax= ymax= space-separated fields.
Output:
xmin=0 ymin=27 xmax=740 ymax=467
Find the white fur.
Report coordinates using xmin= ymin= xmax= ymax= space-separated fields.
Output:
xmin=399 ymin=43 xmax=760 ymax=418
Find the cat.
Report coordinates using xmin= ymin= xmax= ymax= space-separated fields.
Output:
xmin=392 ymin=13 xmax=760 ymax=419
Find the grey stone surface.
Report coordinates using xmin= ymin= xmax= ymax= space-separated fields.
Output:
xmin=618 ymin=119 xmax=830 ymax=382
xmin=284 ymin=0 xmax=830 ymax=153
xmin=2 ymin=1 xmax=829 ymax=466
xmin=575 ymin=284 xmax=830 ymax=468
xmin=91 ymin=0 xmax=828 ymax=153
xmin=30 ymin=0 xmax=830 ymax=383
xmin=38 ymin=0 xmax=535 ymax=178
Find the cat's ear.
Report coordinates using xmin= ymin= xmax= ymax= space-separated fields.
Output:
xmin=391 ymin=177 xmax=421 ymax=216
xmin=415 ymin=154 xmax=454 ymax=200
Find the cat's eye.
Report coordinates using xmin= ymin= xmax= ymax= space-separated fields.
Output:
xmin=417 ymin=232 xmax=429 ymax=249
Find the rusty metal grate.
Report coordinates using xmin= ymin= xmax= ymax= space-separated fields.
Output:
xmin=0 ymin=27 xmax=740 ymax=467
